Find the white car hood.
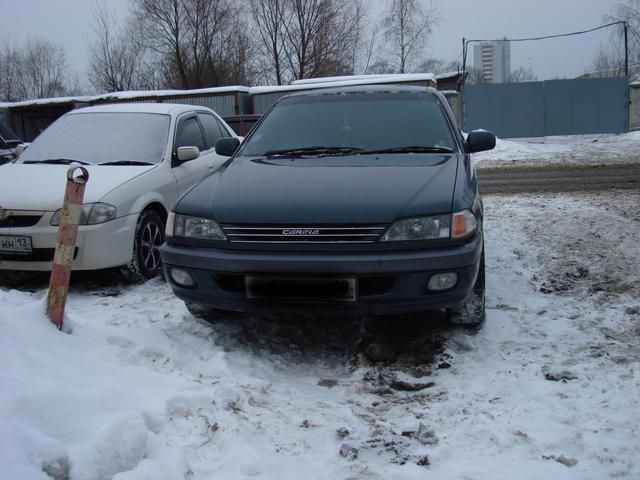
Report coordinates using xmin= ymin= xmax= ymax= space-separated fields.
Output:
xmin=0 ymin=164 xmax=156 ymax=211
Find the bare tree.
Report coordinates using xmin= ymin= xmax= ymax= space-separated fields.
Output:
xmin=23 ymin=39 xmax=70 ymax=98
xmin=508 ymin=66 xmax=537 ymax=83
xmin=589 ymin=44 xmax=626 ymax=77
xmin=0 ymin=43 xmax=22 ymax=102
xmin=361 ymin=20 xmax=384 ymax=74
xmin=133 ymin=0 xmax=190 ymax=87
xmin=382 ymin=0 xmax=439 ymax=73
xmin=416 ymin=57 xmax=460 ymax=75
xmin=248 ymin=0 xmax=289 ymax=84
xmin=0 ymin=38 xmax=79 ymax=102
xmin=88 ymin=1 xmax=158 ymax=92
xmin=591 ymin=1 xmax=640 ymax=77
xmin=131 ymin=0 xmax=254 ymax=88
xmin=247 ymin=0 xmax=364 ymax=83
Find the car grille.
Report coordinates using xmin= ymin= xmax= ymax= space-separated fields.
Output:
xmin=0 ymin=247 xmax=77 ymax=262
xmin=213 ymin=273 xmax=396 ymax=296
xmin=221 ymin=225 xmax=388 ymax=244
xmin=0 ymin=214 xmax=43 ymax=228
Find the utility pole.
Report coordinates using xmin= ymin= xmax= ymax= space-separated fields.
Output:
xmin=624 ymin=22 xmax=629 ymax=78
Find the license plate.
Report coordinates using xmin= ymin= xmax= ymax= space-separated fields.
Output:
xmin=246 ymin=276 xmax=357 ymax=302
xmin=0 ymin=235 xmax=33 ymax=254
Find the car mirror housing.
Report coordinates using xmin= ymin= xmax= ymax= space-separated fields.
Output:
xmin=15 ymin=143 xmax=30 ymax=156
xmin=176 ymin=146 xmax=200 ymax=163
xmin=215 ymin=137 xmax=240 ymax=157
xmin=467 ymin=130 xmax=496 ymax=153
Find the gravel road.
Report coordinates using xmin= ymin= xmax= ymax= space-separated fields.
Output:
xmin=477 ymin=162 xmax=640 ymax=194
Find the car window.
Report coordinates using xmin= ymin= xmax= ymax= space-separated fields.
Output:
xmin=175 ymin=116 xmax=206 ymax=152
xmin=197 ymin=113 xmax=226 ymax=149
xmin=17 ymin=112 xmax=170 ymax=164
xmin=239 ymin=93 xmax=456 ymax=157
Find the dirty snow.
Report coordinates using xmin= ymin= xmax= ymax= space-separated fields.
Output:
xmin=2 ymin=188 xmax=639 ymax=479
xmin=474 ymin=131 xmax=640 ymax=168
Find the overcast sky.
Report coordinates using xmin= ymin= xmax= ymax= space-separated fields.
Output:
xmin=0 ymin=0 xmax=623 ymax=87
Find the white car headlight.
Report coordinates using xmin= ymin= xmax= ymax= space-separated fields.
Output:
xmin=50 ymin=203 xmax=117 ymax=226
xmin=172 ymin=213 xmax=226 ymax=240
xmin=381 ymin=215 xmax=451 ymax=241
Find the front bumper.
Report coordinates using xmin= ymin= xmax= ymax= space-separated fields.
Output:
xmin=161 ymin=234 xmax=483 ymax=315
xmin=0 ymin=212 xmax=137 ymax=271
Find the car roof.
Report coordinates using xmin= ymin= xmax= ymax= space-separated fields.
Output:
xmin=281 ymin=84 xmax=441 ymax=100
xmin=67 ymin=103 xmax=214 ymax=116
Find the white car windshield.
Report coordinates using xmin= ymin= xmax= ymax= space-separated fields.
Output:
xmin=18 ymin=112 xmax=171 ymax=165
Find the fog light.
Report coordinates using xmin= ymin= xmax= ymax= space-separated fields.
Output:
xmin=169 ymin=268 xmax=196 ymax=288
xmin=427 ymin=272 xmax=458 ymax=291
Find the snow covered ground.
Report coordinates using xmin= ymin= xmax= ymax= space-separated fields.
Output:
xmin=2 ymin=188 xmax=639 ymax=479
xmin=473 ymin=131 xmax=640 ymax=168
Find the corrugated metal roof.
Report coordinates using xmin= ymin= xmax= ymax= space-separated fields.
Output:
xmin=2 ymin=86 xmax=249 ymax=110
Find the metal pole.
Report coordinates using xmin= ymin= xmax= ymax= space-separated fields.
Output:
xmin=624 ymin=22 xmax=629 ymax=78
xmin=462 ymin=37 xmax=467 ymax=82
xmin=46 ymin=166 xmax=89 ymax=329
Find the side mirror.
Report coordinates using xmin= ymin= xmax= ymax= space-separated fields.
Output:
xmin=15 ymin=143 xmax=30 ymax=156
xmin=215 ymin=137 xmax=240 ymax=157
xmin=176 ymin=146 xmax=200 ymax=163
xmin=466 ymin=130 xmax=496 ymax=153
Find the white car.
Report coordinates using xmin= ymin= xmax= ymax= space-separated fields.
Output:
xmin=0 ymin=103 xmax=238 ymax=281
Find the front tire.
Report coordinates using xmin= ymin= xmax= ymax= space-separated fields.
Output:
xmin=120 ymin=210 xmax=165 ymax=283
xmin=448 ymin=249 xmax=486 ymax=330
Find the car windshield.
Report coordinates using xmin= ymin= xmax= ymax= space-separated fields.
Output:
xmin=18 ymin=112 xmax=171 ymax=165
xmin=238 ymin=92 xmax=456 ymax=157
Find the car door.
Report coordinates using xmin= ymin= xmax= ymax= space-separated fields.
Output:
xmin=171 ymin=113 xmax=212 ymax=196
xmin=196 ymin=112 xmax=233 ymax=172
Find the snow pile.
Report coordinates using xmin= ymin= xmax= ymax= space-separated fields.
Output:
xmin=0 ymin=291 xmax=189 ymax=479
xmin=2 ymin=191 xmax=640 ymax=479
xmin=473 ymin=132 xmax=640 ymax=168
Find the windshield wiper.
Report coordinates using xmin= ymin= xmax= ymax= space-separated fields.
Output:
xmin=264 ymin=146 xmax=364 ymax=158
xmin=358 ymin=146 xmax=454 ymax=155
xmin=23 ymin=157 xmax=91 ymax=165
xmin=98 ymin=160 xmax=155 ymax=166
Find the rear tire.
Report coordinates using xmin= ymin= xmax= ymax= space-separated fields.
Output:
xmin=120 ymin=210 xmax=165 ymax=283
xmin=448 ymin=249 xmax=486 ymax=330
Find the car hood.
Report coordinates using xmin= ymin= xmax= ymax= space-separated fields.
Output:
xmin=0 ymin=164 xmax=156 ymax=211
xmin=178 ymin=154 xmax=459 ymax=224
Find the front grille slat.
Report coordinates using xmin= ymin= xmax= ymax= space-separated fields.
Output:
xmin=226 ymin=233 xmax=378 ymax=237
xmin=0 ymin=215 xmax=44 ymax=228
xmin=222 ymin=224 xmax=388 ymax=244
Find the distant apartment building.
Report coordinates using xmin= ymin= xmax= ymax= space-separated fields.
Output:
xmin=473 ymin=39 xmax=511 ymax=83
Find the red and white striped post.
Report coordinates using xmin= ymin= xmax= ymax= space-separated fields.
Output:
xmin=46 ymin=166 xmax=89 ymax=329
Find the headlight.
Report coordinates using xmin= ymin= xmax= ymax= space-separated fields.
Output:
xmin=50 ymin=203 xmax=117 ymax=226
xmin=171 ymin=213 xmax=226 ymax=240
xmin=381 ymin=209 xmax=478 ymax=242
xmin=381 ymin=215 xmax=451 ymax=241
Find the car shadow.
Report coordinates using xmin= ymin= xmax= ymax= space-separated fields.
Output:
xmin=194 ymin=310 xmax=452 ymax=372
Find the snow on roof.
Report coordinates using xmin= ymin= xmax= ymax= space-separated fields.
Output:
xmin=292 ymin=74 xmax=397 ymax=85
xmin=1 ymin=86 xmax=250 ymax=110
xmin=631 ymin=78 xmax=640 ymax=86
xmin=68 ymin=103 xmax=200 ymax=115
xmin=4 ymin=95 xmax=96 ymax=109
xmin=436 ymin=71 xmax=463 ymax=80
xmin=250 ymin=73 xmax=437 ymax=95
